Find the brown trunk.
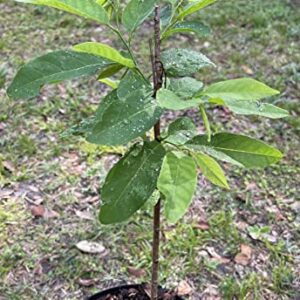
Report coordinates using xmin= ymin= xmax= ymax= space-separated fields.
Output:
xmin=151 ymin=5 xmax=163 ymax=300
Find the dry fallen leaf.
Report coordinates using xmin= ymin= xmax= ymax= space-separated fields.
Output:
xmin=266 ymin=205 xmax=280 ymax=215
xmin=235 ymin=221 xmax=248 ymax=231
xmin=33 ymin=262 xmax=43 ymax=276
xmin=193 ymin=221 xmax=210 ymax=231
xmin=245 ymin=182 xmax=258 ymax=191
xmin=241 ymin=65 xmax=254 ymax=75
xmin=202 ymin=285 xmax=221 ymax=300
xmin=28 ymin=185 xmax=40 ymax=193
xmin=263 ymin=233 xmax=278 ymax=243
xmin=203 ymin=41 xmax=210 ymax=48
xmin=206 ymin=247 xmax=231 ymax=264
xmin=44 ymin=209 xmax=59 ymax=219
xmin=75 ymin=210 xmax=94 ymax=221
xmin=0 ymin=189 xmax=14 ymax=199
xmin=241 ymin=244 xmax=252 ymax=257
xmin=291 ymin=201 xmax=300 ymax=213
xmin=177 ymin=280 xmax=193 ymax=296
xmin=31 ymin=205 xmax=59 ymax=219
xmin=34 ymin=258 xmax=52 ymax=275
xmin=211 ymin=256 xmax=231 ymax=265
xmin=78 ymin=278 xmax=98 ymax=287
xmin=127 ymin=266 xmax=146 ymax=278
xmin=59 ymin=108 xmax=66 ymax=115
xmin=234 ymin=253 xmax=249 ymax=265
xmin=142 ymin=283 xmax=151 ymax=298
xmin=275 ymin=211 xmax=285 ymax=221
xmin=3 ymin=161 xmax=15 ymax=173
xmin=234 ymin=244 xmax=252 ymax=266
xmin=31 ymin=205 xmax=45 ymax=217
xmin=76 ymin=240 xmax=106 ymax=254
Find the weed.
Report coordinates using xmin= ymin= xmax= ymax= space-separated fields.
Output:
xmin=209 ymin=211 xmax=242 ymax=255
xmin=220 ymin=273 xmax=261 ymax=300
xmin=271 ymin=262 xmax=294 ymax=296
xmin=16 ymin=135 xmax=37 ymax=156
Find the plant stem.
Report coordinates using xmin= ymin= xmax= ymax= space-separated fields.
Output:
xmin=107 ymin=25 xmax=147 ymax=82
xmin=161 ymin=0 xmax=184 ymax=39
xmin=151 ymin=199 xmax=161 ymax=300
xmin=199 ymin=105 xmax=212 ymax=142
xmin=151 ymin=6 xmax=163 ymax=300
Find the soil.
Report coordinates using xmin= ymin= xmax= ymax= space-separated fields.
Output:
xmin=88 ymin=284 xmax=182 ymax=300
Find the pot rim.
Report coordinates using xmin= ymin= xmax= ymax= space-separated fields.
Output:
xmin=86 ymin=283 xmax=184 ymax=300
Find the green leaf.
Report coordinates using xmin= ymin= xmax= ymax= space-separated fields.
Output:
xmin=98 ymin=64 xmax=124 ymax=79
xmin=187 ymin=133 xmax=283 ymax=168
xmin=7 ymin=50 xmax=113 ymax=100
xmin=15 ymin=0 xmax=109 ymax=24
xmin=177 ymin=0 xmax=217 ymax=20
xmin=99 ymin=78 xmax=119 ymax=89
xmin=166 ymin=0 xmax=177 ymax=5
xmin=167 ymin=0 xmax=177 ymax=4
xmin=143 ymin=190 xmax=161 ymax=210
xmin=157 ymin=88 xmax=202 ymax=110
xmin=193 ymin=152 xmax=229 ymax=189
xmin=168 ymin=77 xmax=203 ymax=99
xmin=97 ymin=0 xmax=108 ymax=5
xmin=158 ymin=151 xmax=197 ymax=224
xmin=165 ymin=117 xmax=197 ymax=145
xmin=160 ymin=3 xmax=173 ymax=29
xmin=117 ymin=71 xmax=150 ymax=99
xmin=61 ymin=116 xmax=95 ymax=138
xmin=163 ymin=21 xmax=210 ymax=39
xmin=185 ymin=144 xmax=244 ymax=167
xmin=73 ymin=42 xmax=135 ymax=68
xmin=87 ymin=89 xmax=163 ymax=146
xmin=122 ymin=0 xmax=156 ymax=33
xmin=211 ymin=99 xmax=289 ymax=119
xmin=161 ymin=48 xmax=214 ymax=77
xmin=203 ymin=78 xmax=280 ymax=101
xmin=168 ymin=117 xmax=197 ymax=136
xmin=100 ymin=141 xmax=166 ymax=224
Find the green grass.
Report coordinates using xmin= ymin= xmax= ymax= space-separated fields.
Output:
xmin=220 ymin=273 xmax=262 ymax=300
xmin=0 ymin=0 xmax=299 ymax=299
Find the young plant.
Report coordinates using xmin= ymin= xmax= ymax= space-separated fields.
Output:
xmin=8 ymin=0 xmax=288 ymax=299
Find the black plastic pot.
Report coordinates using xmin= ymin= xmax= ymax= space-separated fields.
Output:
xmin=87 ymin=284 xmax=184 ymax=300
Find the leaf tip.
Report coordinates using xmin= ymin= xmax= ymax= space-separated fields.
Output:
xmin=274 ymin=89 xmax=280 ymax=95
xmin=98 ymin=207 xmax=114 ymax=225
xmin=223 ymin=181 xmax=230 ymax=190
xmin=276 ymin=149 xmax=284 ymax=160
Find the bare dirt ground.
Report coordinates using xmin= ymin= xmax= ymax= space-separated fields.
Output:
xmin=0 ymin=0 xmax=299 ymax=299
